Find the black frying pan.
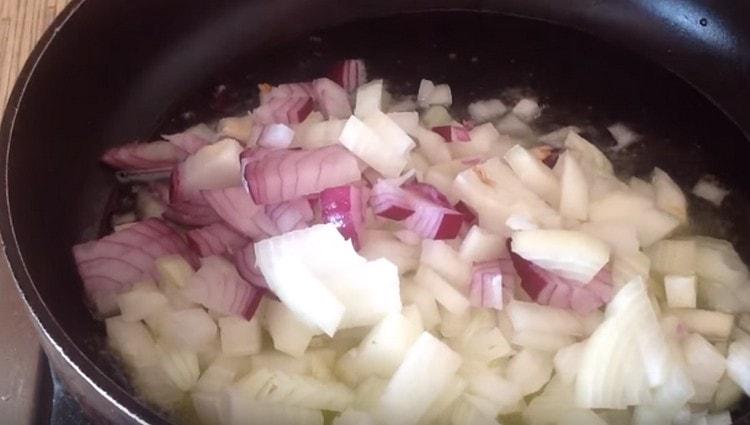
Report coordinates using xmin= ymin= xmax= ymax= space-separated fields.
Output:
xmin=3 ymin=0 xmax=750 ymax=423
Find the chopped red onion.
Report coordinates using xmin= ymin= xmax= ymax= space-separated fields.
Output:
xmin=508 ymin=240 xmax=613 ymax=314
xmin=186 ymin=222 xmax=250 ymax=257
xmin=370 ymin=179 xmax=415 ymax=220
xmin=233 ymin=243 xmax=269 ymax=290
xmin=72 ymin=218 xmax=195 ymax=315
xmin=320 ymin=184 xmax=365 ymax=248
xmin=163 ymin=199 xmax=221 ymax=227
xmin=183 ymin=256 xmax=264 ymax=319
xmin=432 ymin=125 xmax=471 ymax=143
xmin=101 ymin=141 xmax=188 ymax=171
xmin=202 ymin=186 xmax=278 ymax=238
xmin=253 ymin=96 xmax=314 ymax=125
xmin=530 ymin=145 xmax=562 ymax=169
xmin=329 ymin=59 xmax=367 ymax=92
xmin=162 ymin=124 xmax=216 ymax=154
xmin=261 ymin=82 xmax=315 ymax=104
xmin=312 ymin=78 xmax=352 ymax=119
xmin=370 ymin=180 xmax=464 ymax=239
xmin=265 ymin=198 xmax=315 ymax=234
xmin=257 ymin=124 xmax=295 ymax=149
xmin=454 ymin=201 xmax=477 ymax=224
xmin=241 ymin=146 xmax=361 ymax=205
xmin=402 ymin=182 xmax=452 ymax=207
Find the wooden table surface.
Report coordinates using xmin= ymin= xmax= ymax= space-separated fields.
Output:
xmin=1 ymin=0 xmax=71 ymax=114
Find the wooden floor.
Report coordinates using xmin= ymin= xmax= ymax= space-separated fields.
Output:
xmin=0 ymin=0 xmax=70 ymax=114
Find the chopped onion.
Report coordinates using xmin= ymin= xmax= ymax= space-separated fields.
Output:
xmin=375 ymin=332 xmax=462 ymax=425
xmin=256 ymin=123 xmax=295 ymax=149
xmin=575 ymin=278 xmax=670 ymax=409
xmin=468 ymin=260 xmax=513 ymax=309
xmin=370 ymin=179 xmax=464 ymax=240
xmin=72 ymin=218 xmax=195 ymax=315
xmin=692 ymin=175 xmax=729 ymax=206
xmin=339 ymin=113 xmax=414 ymax=178
xmin=265 ymin=198 xmax=315 ymax=233
xmin=432 ymin=125 xmax=471 ymax=142
xmin=320 ymin=184 xmax=365 ymax=248
xmin=354 ymin=79 xmax=385 ymax=118
xmin=162 ymin=123 xmax=216 ymax=154
xmin=312 ymin=77 xmax=352 ymax=119
xmin=101 ymin=141 xmax=188 ymax=171
xmin=163 ymin=198 xmax=221 ymax=226
xmin=202 ymin=186 xmax=279 ymax=238
xmin=511 ymin=229 xmax=610 ymax=282
xmin=512 ymin=98 xmax=541 ymax=123
xmin=233 ymin=243 xmax=269 ymax=290
xmin=330 ymin=59 xmax=367 ymax=92
xmin=607 ymin=122 xmax=641 ymax=151
xmin=504 ymin=145 xmax=561 ymax=207
xmin=652 ymin=167 xmax=687 ymax=223
xmin=169 ymin=138 xmax=244 ymax=203
xmin=509 ymin=240 xmax=613 ymax=314
xmin=416 ymin=80 xmax=452 ymax=107
xmin=186 ymin=222 xmax=249 ymax=257
xmin=241 ymin=145 xmax=361 ymax=205
xmin=253 ymin=96 xmax=314 ymax=125
xmin=217 ymin=115 xmax=254 ymax=144
xmin=468 ymin=99 xmax=507 ymax=123
xmin=183 ymin=256 xmax=263 ymax=319
xmin=262 ymin=82 xmax=315 ymax=103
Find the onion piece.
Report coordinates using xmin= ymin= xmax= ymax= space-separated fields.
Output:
xmin=692 ymin=175 xmax=729 ymax=206
xmin=312 ymin=77 xmax=352 ymax=119
xmin=468 ymin=99 xmax=507 ymax=123
xmin=432 ymin=125 xmax=471 ymax=143
xmin=241 ymin=145 xmax=361 ymax=205
xmin=330 ymin=59 xmax=367 ymax=92
xmin=256 ymin=124 xmax=295 ymax=149
xmin=575 ymin=277 xmax=670 ymax=409
xmin=508 ymin=242 xmax=613 ymax=314
xmin=339 ymin=113 xmax=414 ymax=178
xmin=261 ymin=82 xmax=315 ymax=104
xmin=163 ymin=198 xmax=221 ymax=227
xmin=265 ymin=198 xmax=315 ymax=233
xmin=202 ymin=186 xmax=279 ymax=238
xmin=186 ymin=222 xmax=250 ymax=257
xmin=233 ymin=243 xmax=269 ymax=290
xmin=253 ymin=96 xmax=314 ymax=125
xmin=169 ymin=138 xmax=244 ymax=203
xmin=511 ymin=229 xmax=610 ymax=283
xmin=468 ymin=260 xmax=515 ymax=309
xmin=454 ymin=201 xmax=476 ymax=224
xmin=183 ymin=256 xmax=263 ymax=319
xmin=101 ymin=141 xmax=188 ymax=171
xmin=512 ymin=98 xmax=541 ymax=122
xmin=370 ymin=179 xmax=464 ymax=240
xmin=162 ymin=123 xmax=216 ymax=154
xmin=72 ymin=218 xmax=195 ymax=315
xmin=320 ymin=184 xmax=365 ymax=249
xmin=607 ymin=122 xmax=641 ymax=151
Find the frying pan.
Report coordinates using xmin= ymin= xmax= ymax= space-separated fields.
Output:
xmin=3 ymin=0 xmax=750 ymax=423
